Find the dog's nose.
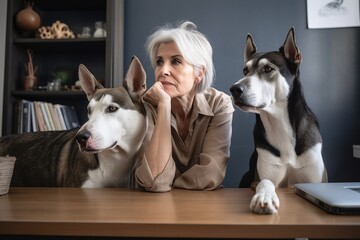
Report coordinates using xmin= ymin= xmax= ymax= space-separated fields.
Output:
xmin=230 ymin=84 xmax=244 ymax=97
xmin=76 ymin=130 xmax=91 ymax=145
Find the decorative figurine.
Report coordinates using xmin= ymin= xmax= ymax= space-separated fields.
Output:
xmin=37 ymin=20 xmax=75 ymax=39
xmin=77 ymin=26 xmax=91 ymax=38
xmin=93 ymin=21 xmax=106 ymax=38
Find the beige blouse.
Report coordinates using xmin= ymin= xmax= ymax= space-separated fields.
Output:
xmin=135 ymin=87 xmax=234 ymax=192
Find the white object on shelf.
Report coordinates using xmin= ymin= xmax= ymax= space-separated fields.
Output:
xmin=353 ymin=145 xmax=360 ymax=158
xmin=93 ymin=21 xmax=106 ymax=38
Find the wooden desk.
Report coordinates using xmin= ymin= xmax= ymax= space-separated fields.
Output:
xmin=0 ymin=188 xmax=360 ymax=239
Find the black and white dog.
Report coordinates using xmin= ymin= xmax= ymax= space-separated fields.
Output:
xmin=0 ymin=56 xmax=148 ymax=188
xmin=230 ymin=28 xmax=327 ymax=214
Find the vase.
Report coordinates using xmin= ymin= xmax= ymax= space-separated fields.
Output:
xmin=24 ymin=75 xmax=37 ymax=91
xmin=15 ymin=3 xmax=41 ymax=34
xmin=93 ymin=21 xmax=106 ymax=38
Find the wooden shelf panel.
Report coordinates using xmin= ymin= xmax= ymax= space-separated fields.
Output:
xmin=12 ymin=90 xmax=87 ymax=101
xmin=13 ymin=38 xmax=106 ymax=52
xmin=33 ymin=0 xmax=106 ymax=11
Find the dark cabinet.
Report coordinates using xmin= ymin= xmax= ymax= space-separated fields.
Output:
xmin=3 ymin=0 xmax=116 ymax=135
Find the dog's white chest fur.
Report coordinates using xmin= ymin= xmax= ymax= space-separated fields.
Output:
xmin=260 ymin=103 xmax=296 ymax=165
xmin=262 ymin=103 xmax=295 ymax=159
xmin=256 ymin=103 xmax=325 ymax=187
xmin=82 ymin=150 xmax=133 ymax=188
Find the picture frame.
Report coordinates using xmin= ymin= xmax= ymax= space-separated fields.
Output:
xmin=307 ymin=0 xmax=360 ymax=29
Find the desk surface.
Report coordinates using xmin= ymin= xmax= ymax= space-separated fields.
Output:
xmin=0 ymin=187 xmax=360 ymax=239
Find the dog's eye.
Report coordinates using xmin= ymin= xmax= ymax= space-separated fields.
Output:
xmin=264 ymin=66 xmax=274 ymax=73
xmin=107 ymin=105 xmax=118 ymax=113
xmin=243 ymin=67 xmax=249 ymax=75
xmin=87 ymin=107 xmax=91 ymax=115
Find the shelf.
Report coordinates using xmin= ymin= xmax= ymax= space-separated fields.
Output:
xmin=14 ymin=37 xmax=106 ymax=44
xmin=34 ymin=0 xmax=106 ymax=11
xmin=12 ymin=90 xmax=87 ymax=101
xmin=13 ymin=38 xmax=106 ymax=52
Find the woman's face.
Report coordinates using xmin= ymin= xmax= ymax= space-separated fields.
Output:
xmin=154 ymin=42 xmax=199 ymax=98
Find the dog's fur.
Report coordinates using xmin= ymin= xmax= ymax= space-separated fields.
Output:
xmin=230 ymin=28 xmax=327 ymax=214
xmin=0 ymin=56 xmax=148 ymax=188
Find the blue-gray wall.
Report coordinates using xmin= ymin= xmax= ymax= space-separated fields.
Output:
xmin=123 ymin=0 xmax=360 ymax=187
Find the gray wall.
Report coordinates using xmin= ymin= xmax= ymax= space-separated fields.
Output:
xmin=123 ymin=0 xmax=360 ymax=187
xmin=0 ymin=0 xmax=7 ymax=136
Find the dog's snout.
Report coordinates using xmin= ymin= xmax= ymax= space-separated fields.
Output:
xmin=76 ymin=130 xmax=91 ymax=145
xmin=230 ymin=84 xmax=244 ymax=97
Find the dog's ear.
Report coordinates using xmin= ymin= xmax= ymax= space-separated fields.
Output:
xmin=244 ymin=33 xmax=257 ymax=62
xmin=78 ymin=64 xmax=104 ymax=100
xmin=123 ymin=55 xmax=147 ymax=102
xmin=280 ymin=27 xmax=302 ymax=64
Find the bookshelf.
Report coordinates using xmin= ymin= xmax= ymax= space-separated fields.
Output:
xmin=3 ymin=0 xmax=117 ymax=135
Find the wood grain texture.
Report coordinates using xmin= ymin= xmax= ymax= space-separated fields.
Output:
xmin=0 ymin=187 xmax=359 ymax=238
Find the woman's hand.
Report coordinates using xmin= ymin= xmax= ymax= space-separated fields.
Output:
xmin=143 ymin=82 xmax=171 ymax=107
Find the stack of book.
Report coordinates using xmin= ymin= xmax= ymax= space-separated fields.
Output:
xmin=16 ymin=100 xmax=80 ymax=133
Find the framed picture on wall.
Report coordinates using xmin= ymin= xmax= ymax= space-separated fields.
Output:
xmin=307 ymin=0 xmax=360 ymax=29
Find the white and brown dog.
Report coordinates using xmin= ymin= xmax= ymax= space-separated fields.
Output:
xmin=0 ymin=56 xmax=148 ymax=188
xmin=230 ymin=28 xmax=327 ymax=214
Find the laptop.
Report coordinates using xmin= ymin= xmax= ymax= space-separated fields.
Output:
xmin=294 ymin=182 xmax=360 ymax=215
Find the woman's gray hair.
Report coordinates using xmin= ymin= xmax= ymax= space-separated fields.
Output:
xmin=146 ymin=21 xmax=214 ymax=93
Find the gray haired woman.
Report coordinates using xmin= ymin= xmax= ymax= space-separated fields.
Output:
xmin=135 ymin=21 xmax=234 ymax=192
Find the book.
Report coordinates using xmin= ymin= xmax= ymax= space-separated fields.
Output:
xmin=39 ymin=102 xmax=51 ymax=131
xmin=29 ymin=101 xmax=38 ymax=132
xmin=33 ymin=101 xmax=46 ymax=131
xmin=58 ymin=104 xmax=80 ymax=130
xmin=45 ymin=102 xmax=56 ymax=130
xmin=21 ymin=100 xmax=31 ymax=133
xmin=66 ymin=106 xmax=80 ymax=129
xmin=54 ymin=104 xmax=67 ymax=130
xmin=46 ymin=102 xmax=62 ymax=130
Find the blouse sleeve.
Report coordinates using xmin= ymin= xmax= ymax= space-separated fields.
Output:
xmin=135 ymin=153 xmax=176 ymax=192
xmin=135 ymin=102 xmax=176 ymax=192
xmin=173 ymin=94 xmax=234 ymax=190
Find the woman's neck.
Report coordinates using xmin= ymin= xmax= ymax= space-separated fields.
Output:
xmin=171 ymin=91 xmax=195 ymax=120
xmin=171 ymin=91 xmax=196 ymax=141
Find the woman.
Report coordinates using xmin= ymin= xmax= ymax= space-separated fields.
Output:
xmin=135 ymin=21 xmax=234 ymax=192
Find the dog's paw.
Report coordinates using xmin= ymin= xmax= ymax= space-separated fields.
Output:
xmin=250 ymin=191 xmax=279 ymax=214
xmin=249 ymin=179 xmax=280 ymax=214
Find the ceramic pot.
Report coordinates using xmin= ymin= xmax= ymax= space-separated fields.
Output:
xmin=24 ymin=75 xmax=37 ymax=91
xmin=15 ymin=3 xmax=41 ymax=33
